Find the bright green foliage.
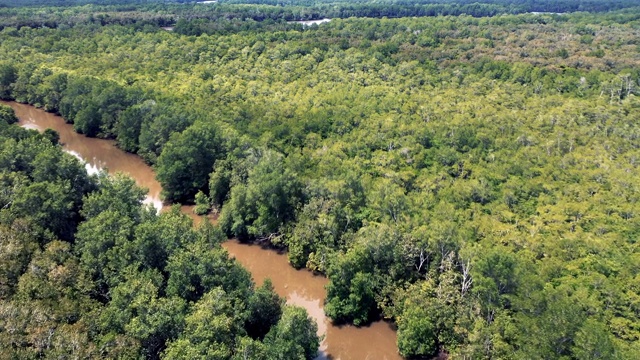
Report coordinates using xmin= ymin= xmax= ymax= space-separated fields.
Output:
xmin=572 ymin=320 xmax=616 ymax=360
xmin=232 ymin=336 xmax=268 ymax=360
xmin=1 ymin=4 xmax=640 ymax=359
xmin=194 ymin=190 xmax=210 ymax=215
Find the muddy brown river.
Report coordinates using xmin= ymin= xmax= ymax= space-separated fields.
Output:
xmin=3 ymin=101 xmax=400 ymax=360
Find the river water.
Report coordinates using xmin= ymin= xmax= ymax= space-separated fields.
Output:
xmin=3 ymin=101 xmax=400 ymax=360
xmin=289 ymin=18 xmax=332 ymax=26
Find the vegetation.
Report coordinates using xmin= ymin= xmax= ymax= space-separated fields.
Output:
xmin=0 ymin=108 xmax=319 ymax=359
xmin=1 ymin=1 xmax=640 ymax=359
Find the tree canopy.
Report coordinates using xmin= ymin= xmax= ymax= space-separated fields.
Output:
xmin=1 ymin=2 xmax=639 ymax=358
xmin=0 ymin=117 xmax=319 ymax=359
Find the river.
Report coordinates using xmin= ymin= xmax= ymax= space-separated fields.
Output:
xmin=288 ymin=18 xmax=332 ymax=26
xmin=3 ymin=101 xmax=401 ymax=360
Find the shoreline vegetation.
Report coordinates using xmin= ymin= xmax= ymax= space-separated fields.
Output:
xmin=1 ymin=1 xmax=640 ymax=359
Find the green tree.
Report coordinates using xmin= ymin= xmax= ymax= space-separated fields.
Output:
xmin=0 ymin=104 xmax=18 ymax=125
xmin=397 ymin=302 xmax=436 ymax=358
xmin=0 ymin=221 xmax=38 ymax=299
xmin=194 ymin=190 xmax=210 ymax=216
xmin=81 ymin=173 xmax=146 ymax=221
xmin=138 ymin=107 xmax=193 ymax=164
xmin=232 ymin=336 xmax=268 ymax=360
xmin=75 ymin=209 xmax=137 ymax=290
xmin=0 ymin=63 xmax=17 ymax=99
xmin=163 ymin=287 xmax=241 ymax=360
xmin=165 ymin=240 xmax=252 ymax=302
xmin=264 ymin=306 xmax=319 ymax=360
xmin=73 ymin=102 xmax=101 ymax=137
xmin=99 ymin=270 xmax=187 ymax=358
xmin=220 ymin=150 xmax=302 ymax=240
xmin=245 ymin=279 xmax=284 ymax=340
xmin=572 ymin=319 xmax=616 ymax=360
xmin=156 ymin=121 xmax=224 ymax=203
xmin=132 ymin=206 xmax=196 ymax=271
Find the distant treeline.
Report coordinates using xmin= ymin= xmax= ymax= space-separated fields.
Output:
xmin=2 ymin=6 xmax=640 ymax=359
xmin=0 ymin=0 xmax=160 ymax=7
xmin=215 ymin=0 xmax=640 ymax=15
xmin=1 ymin=0 xmax=639 ymax=29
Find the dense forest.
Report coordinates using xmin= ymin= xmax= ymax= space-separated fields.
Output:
xmin=2 ymin=0 xmax=640 ymax=32
xmin=0 ymin=104 xmax=319 ymax=359
xmin=1 ymin=1 xmax=640 ymax=359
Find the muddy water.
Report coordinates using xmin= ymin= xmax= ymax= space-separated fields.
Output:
xmin=6 ymin=102 xmax=164 ymax=212
xmin=4 ymin=101 xmax=401 ymax=360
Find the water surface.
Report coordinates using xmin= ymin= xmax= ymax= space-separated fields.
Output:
xmin=4 ymin=101 xmax=400 ymax=360
xmin=289 ymin=18 xmax=332 ymax=26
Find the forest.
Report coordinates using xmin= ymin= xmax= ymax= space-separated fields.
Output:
xmin=0 ymin=104 xmax=319 ymax=358
xmin=2 ymin=0 xmax=640 ymax=32
xmin=1 ymin=0 xmax=640 ymax=359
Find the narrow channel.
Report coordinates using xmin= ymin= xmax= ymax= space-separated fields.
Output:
xmin=3 ymin=100 xmax=401 ymax=360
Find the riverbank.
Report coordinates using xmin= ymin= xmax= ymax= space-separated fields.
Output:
xmin=3 ymin=100 xmax=401 ymax=360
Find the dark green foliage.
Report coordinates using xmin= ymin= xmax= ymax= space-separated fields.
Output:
xmin=75 ymin=208 xmax=138 ymax=289
xmin=0 ymin=134 xmax=94 ymax=241
xmin=245 ymin=279 xmax=284 ymax=340
xmin=132 ymin=207 xmax=196 ymax=270
xmin=98 ymin=270 xmax=187 ymax=358
xmin=163 ymin=287 xmax=242 ymax=359
xmin=0 ymin=104 xmax=17 ymax=124
xmin=326 ymin=224 xmax=412 ymax=325
xmin=0 ymin=63 xmax=17 ymax=100
xmin=73 ymin=102 xmax=101 ymax=136
xmin=42 ymin=128 xmax=60 ymax=145
xmin=0 ymin=221 xmax=38 ymax=299
xmin=116 ymin=100 xmax=155 ymax=153
xmin=165 ymin=239 xmax=252 ymax=302
xmin=220 ymin=149 xmax=303 ymax=239
xmin=80 ymin=173 xmax=146 ymax=221
xmin=0 ymin=124 xmax=316 ymax=359
xmin=208 ymin=159 xmax=233 ymax=207
xmin=263 ymin=306 xmax=319 ymax=360
xmin=156 ymin=121 xmax=224 ymax=202
xmin=137 ymin=105 xmax=194 ymax=164
xmin=396 ymin=303 xmax=436 ymax=358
